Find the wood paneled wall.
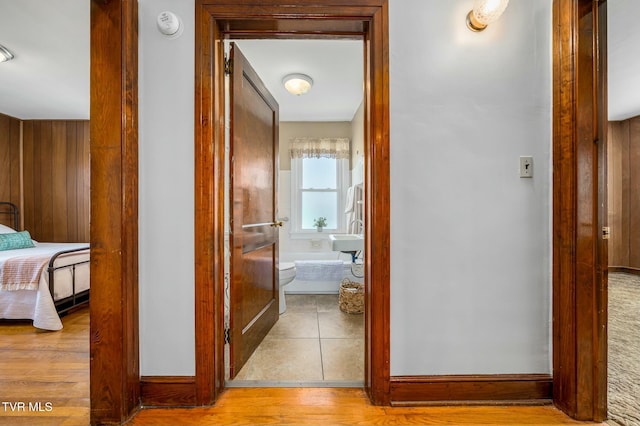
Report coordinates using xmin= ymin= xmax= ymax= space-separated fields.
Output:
xmin=22 ymin=120 xmax=90 ymax=242
xmin=0 ymin=113 xmax=21 ymax=227
xmin=608 ymin=117 xmax=640 ymax=270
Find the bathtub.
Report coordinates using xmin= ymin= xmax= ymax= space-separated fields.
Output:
xmin=280 ymin=251 xmax=362 ymax=294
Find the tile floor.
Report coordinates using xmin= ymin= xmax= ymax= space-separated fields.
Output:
xmin=232 ymin=294 xmax=364 ymax=383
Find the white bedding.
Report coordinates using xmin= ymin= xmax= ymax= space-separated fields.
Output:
xmin=0 ymin=242 xmax=89 ymax=330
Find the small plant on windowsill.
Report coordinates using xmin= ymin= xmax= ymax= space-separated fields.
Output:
xmin=313 ymin=217 xmax=328 ymax=232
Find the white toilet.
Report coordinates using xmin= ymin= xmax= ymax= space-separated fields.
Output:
xmin=278 ymin=262 xmax=297 ymax=314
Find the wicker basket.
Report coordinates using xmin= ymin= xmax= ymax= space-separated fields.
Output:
xmin=339 ymin=278 xmax=364 ymax=314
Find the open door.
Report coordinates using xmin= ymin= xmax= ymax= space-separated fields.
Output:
xmin=228 ymin=43 xmax=281 ymax=378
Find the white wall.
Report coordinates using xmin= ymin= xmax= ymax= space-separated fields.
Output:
xmin=389 ymin=0 xmax=552 ymax=375
xmin=137 ymin=0 xmax=552 ymax=377
xmin=139 ymin=0 xmax=195 ymax=376
xmin=351 ymin=101 xmax=365 ymax=185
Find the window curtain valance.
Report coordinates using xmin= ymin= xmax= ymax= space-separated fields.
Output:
xmin=289 ymin=137 xmax=350 ymax=159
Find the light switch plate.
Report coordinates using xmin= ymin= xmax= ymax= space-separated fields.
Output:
xmin=520 ymin=156 xmax=533 ymax=178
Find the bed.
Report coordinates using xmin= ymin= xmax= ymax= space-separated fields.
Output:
xmin=0 ymin=202 xmax=90 ymax=330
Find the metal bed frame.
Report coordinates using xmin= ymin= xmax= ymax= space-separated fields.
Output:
xmin=0 ymin=201 xmax=19 ymax=231
xmin=0 ymin=201 xmax=90 ymax=314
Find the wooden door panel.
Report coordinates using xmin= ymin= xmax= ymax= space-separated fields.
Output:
xmin=229 ymin=43 xmax=280 ymax=378
xmin=237 ymin=70 xmax=276 ymax=228
xmin=241 ymin=246 xmax=276 ymax=323
xmin=238 ymin=246 xmax=278 ymax=365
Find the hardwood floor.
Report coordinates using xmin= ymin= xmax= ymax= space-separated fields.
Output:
xmin=0 ymin=307 xmax=606 ymax=426
xmin=0 ymin=306 xmax=89 ymax=426
xmin=130 ymin=388 xmax=604 ymax=426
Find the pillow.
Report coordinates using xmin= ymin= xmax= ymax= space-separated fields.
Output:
xmin=0 ymin=224 xmax=16 ymax=234
xmin=0 ymin=231 xmax=36 ymax=251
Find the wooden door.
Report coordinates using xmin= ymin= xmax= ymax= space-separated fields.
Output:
xmin=229 ymin=43 xmax=280 ymax=378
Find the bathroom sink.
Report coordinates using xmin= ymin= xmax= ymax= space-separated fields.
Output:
xmin=329 ymin=234 xmax=364 ymax=252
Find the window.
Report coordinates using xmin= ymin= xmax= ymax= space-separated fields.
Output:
xmin=290 ymin=137 xmax=350 ymax=235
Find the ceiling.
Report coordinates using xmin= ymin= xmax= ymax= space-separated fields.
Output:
xmin=0 ymin=1 xmax=638 ymax=122
xmin=0 ymin=0 xmax=90 ymax=120
xmin=231 ymin=39 xmax=364 ymax=122
xmin=0 ymin=0 xmax=363 ymax=122
xmin=607 ymin=0 xmax=640 ymax=121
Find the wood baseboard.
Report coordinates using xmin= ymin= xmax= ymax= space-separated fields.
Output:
xmin=141 ymin=374 xmax=551 ymax=407
xmin=609 ymin=266 xmax=640 ymax=276
xmin=390 ymin=374 xmax=552 ymax=405
xmin=140 ymin=376 xmax=197 ymax=407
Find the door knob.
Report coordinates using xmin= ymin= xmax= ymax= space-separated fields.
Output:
xmin=271 ymin=221 xmax=284 ymax=227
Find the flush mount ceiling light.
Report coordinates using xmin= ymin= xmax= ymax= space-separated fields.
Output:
xmin=0 ymin=44 xmax=14 ymax=63
xmin=466 ymin=0 xmax=510 ymax=32
xmin=282 ymin=73 xmax=313 ymax=96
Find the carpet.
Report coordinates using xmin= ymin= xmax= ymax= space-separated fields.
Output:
xmin=608 ymin=272 xmax=640 ymax=426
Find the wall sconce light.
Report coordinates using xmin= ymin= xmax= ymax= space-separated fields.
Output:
xmin=466 ymin=0 xmax=510 ymax=32
xmin=0 ymin=44 xmax=14 ymax=63
xmin=282 ymin=73 xmax=313 ymax=96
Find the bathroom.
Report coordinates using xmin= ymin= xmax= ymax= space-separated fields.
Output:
xmin=224 ymin=39 xmax=366 ymax=385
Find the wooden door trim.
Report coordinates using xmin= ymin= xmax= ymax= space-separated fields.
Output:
xmin=552 ymin=0 xmax=607 ymax=421
xmin=194 ymin=0 xmax=390 ymax=406
xmin=594 ymin=1 xmax=608 ymax=418
xmin=194 ymin=1 xmax=224 ymax=404
xmin=90 ymin=0 xmax=140 ymax=424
